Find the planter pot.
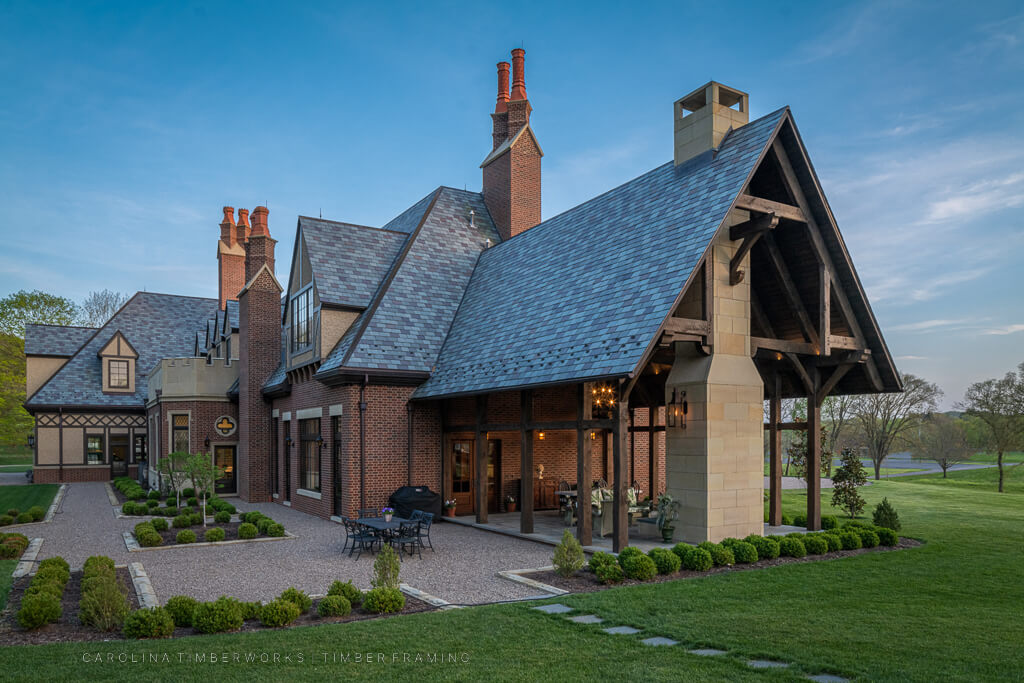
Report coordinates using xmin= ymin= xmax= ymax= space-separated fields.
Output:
xmin=507 ymin=503 xmax=517 ymax=513
xmin=383 ymin=514 xmax=393 ymax=523
xmin=444 ymin=508 xmax=456 ymax=517
xmin=660 ymin=525 xmax=675 ymax=543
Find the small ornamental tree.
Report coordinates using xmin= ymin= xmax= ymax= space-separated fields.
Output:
xmin=552 ymin=529 xmax=584 ymax=577
xmin=371 ymin=545 xmax=400 ymax=590
xmin=184 ymin=452 xmax=225 ymax=526
xmin=158 ymin=452 xmax=190 ymax=508
xmin=831 ymin=447 xmax=868 ymax=519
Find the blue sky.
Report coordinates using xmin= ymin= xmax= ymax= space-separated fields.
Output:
xmin=1 ymin=1 xmax=1022 ymax=407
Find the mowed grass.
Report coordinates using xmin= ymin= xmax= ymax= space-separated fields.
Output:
xmin=0 ymin=446 xmax=32 ymax=467
xmin=899 ymin=461 xmax=1024 ymax=494
xmin=0 ymin=559 xmax=17 ymax=611
xmin=0 ymin=484 xmax=58 ymax=514
xmin=0 ymin=472 xmax=1022 ymax=681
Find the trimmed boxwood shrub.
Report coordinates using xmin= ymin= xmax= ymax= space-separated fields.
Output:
xmin=172 ymin=514 xmax=192 ymax=529
xmin=856 ymin=527 xmax=880 ymax=548
xmin=243 ymin=511 xmax=264 ymax=524
xmin=648 ymin=547 xmax=681 ymax=575
xmin=176 ymin=530 xmax=197 ymax=544
xmin=804 ymin=535 xmax=829 ymax=555
xmin=822 ymin=533 xmax=843 ymax=552
xmin=123 ymin=607 xmax=175 ymax=639
xmin=732 ymin=541 xmax=759 ymax=564
xmin=39 ymin=556 xmax=70 ymax=573
xmin=875 ymin=526 xmax=899 ymax=546
xmin=821 ymin=515 xmax=838 ymax=530
xmin=671 ymin=543 xmax=692 ymax=565
xmin=138 ymin=530 xmax=163 ymax=547
xmin=135 ymin=521 xmax=157 ymax=535
xmin=242 ymin=601 xmax=263 ymax=621
xmin=317 ymin=595 xmax=351 ymax=618
xmin=186 ymin=497 xmax=198 ymax=507
xmin=588 ymin=551 xmax=617 ymax=573
xmin=363 ymin=587 xmax=405 ymax=614
xmin=792 ymin=514 xmax=807 ymax=527
xmin=719 ymin=537 xmax=742 ymax=549
xmin=0 ymin=515 xmax=13 ymax=526
xmin=16 ymin=512 xmax=33 ymax=524
xmin=0 ymin=533 xmax=30 ymax=559
xmin=17 ymin=592 xmax=62 ymax=629
xmin=164 ymin=595 xmax=199 ymax=627
xmin=744 ymin=535 xmax=780 ymax=560
xmin=621 ymin=554 xmax=657 ymax=581
xmin=146 ymin=499 xmax=160 ymax=509
xmin=222 ymin=504 xmax=237 ymax=515
xmin=151 ymin=518 xmax=169 ymax=532
xmin=839 ymin=531 xmax=862 ymax=550
xmin=779 ymin=537 xmax=806 ymax=558
xmin=189 ymin=513 xmax=203 ymax=526
xmin=182 ymin=488 xmax=195 ymax=499
xmin=616 ymin=546 xmax=643 ymax=567
xmin=785 ymin=532 xmax=806 ymax=540
xmin=595 ymin=563 xmax=624 ymax=584
xmin=279 ymin=587 xmax=312 ymax=613
xmin=36 ymin=565 xmax=70 ymax=585
xmin=147 ymin=490 xmax=161 ymax=500
xmin=256 ymin=518 xmax=274 ymax=534
xmin=26 ymin=580 xmax=64 ymax=600
xmin=83 ymin=555 xmax=115 ymax=577
xmin=698 ymin=542 xmax=734 ymax=567
xmin=259 ymin=599 xmax=301 ymax=627
xmin=159 ymin=507 xmax=178 ymax=517
xmin=192 ymin=596 xmax=244 ymax=633
xmin=204 ymin=527 xmax=226 ymax=542
xmin=6 ymin=507 xmax=19 ymax=517
xmin=266 ymin=523 xmax=285 ymax=538
xmin=780 ymin=514 xmax=793 ymax=525
xmin=328 ymin=580 xmax=364 ymax=607
xmin=684 ymin=547 xmax=714 ymax=572
xmin=238 ymin=522 xmax=257 ymax=539
xmin=27 ymin=506 xmax=46 ymax=522
xmin=215 ymin=511 xmax=231 ymax=524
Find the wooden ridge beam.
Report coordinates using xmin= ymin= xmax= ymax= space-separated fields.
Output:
xmin=752 ymin=337 xmax=817 ymax=356
xmin=735 ymin=194 xmax=806 ymax=223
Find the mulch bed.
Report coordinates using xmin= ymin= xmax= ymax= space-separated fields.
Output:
xmin=145 ymin=522 xmax=283 ymax=545
xmin=0 ymin=567 xmax=141 ymax=645
xmin=527 ymin=537 xmax=922 ymax=593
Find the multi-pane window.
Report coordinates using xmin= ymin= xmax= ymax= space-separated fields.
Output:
xmin=332 ymin=416 xmax=343 ymax=503
xmin=299 ymin=418 xmax=321 ymax=492
xmin=291 ymin=289 xmax=312 ymax=351
xmin=134 ymin=435 xmax=147 ymax=462
xmin=109 ymin=360 xmax=129 ymax=388
xmin=86 ymin=435 xmax=104 ymax=464
xmin=172 ymin=414 xmax=189 ymax=453
xmin=271 ymin=418 xmax=279 ymax=495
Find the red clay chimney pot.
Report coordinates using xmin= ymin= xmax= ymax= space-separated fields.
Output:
xmin=250 ymin=206 xmax=270 ymax=237
xmin=495 ymin=61 xmax=510 ymax=113
xmin=237 ymin=208 xmax=250 ymax=229
xmin=510 ymin=48 xmax=527 ymax=101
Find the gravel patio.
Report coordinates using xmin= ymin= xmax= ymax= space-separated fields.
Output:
xmin=26 ymin=482 xmax=558 ymax=606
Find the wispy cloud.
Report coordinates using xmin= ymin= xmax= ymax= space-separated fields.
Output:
xmin=925 ymin=172 xmax=1024 ymax=222
xmin=888 ymin=318 xmax=984 ymax=333
xmin=982 ymin=324 xmax=1024 ymax=335
xmin=790 ymin=1 xmax=890 ymax=64
xmin=895 ymin=355 xmax=929 ymax=361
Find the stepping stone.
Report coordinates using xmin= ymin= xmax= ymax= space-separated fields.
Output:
xmin=568 ymin=614 xmax=604 ymax=624
xmin=689 ymin=648 xmax=727 ymax=656
xmin=749 ymin=660 xmax=789 ymax=669
xmin=807 ymin=676 xmax=849 ymax=683
xmin=641 ymin=636 xmax=679 ymax=647
xmin=603 ymin=625 xmax=642 ymax=635
xmin=533 ymin=603 xmax=573 ymax=614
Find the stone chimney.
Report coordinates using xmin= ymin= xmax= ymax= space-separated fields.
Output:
xmin=217 ymin=206 xmax=246 ymax=310
xmin=238 ymin=204 xmax=280 ymax=503
xmin=482 ymin=48 xmax=542 ymax=241
xmin=674 ymin=82 xmax=749 ymax=166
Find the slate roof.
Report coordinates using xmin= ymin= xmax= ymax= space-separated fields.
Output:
xmin=300 ymin=218 xmax=408 ymax=309
xmin=26 ymin=292 xmax=218 ymax=409
xmin=316 ymin=187 xmax=500 ymax=377
xmin=24 ymin=324 xmax=97 ymax=356
xmin=225 ymin=300 xmax=239 ymax=331
xmin=413 ymin=107 xmax=787 ymax=398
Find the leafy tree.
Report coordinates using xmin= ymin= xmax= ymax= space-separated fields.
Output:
xmin=0 ymin=290 xmax=80 ymax=447
xmin=184 ymin=452 xmax=225 ymax=525
xmin=851 ymin=374 xmax=942 ymax=480
xmin=158 ymin=452 xmax=190 ymax=508
xmin=823 ymin=394 xmax=856 ymax=456
xmin=911 ymin=413 xmax=974 ymax=478
xmin=787 ymin=426 xmax=833 ymax=484
xmin=79 ymin=289 xmax=130 ymax=328
xmin=831 ymin=447 xmax=868 ymax=518
xmin=959 ymin=362 xmax=1024 ymax=493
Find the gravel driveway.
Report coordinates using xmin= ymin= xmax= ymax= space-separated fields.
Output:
xmin=29 ymin=483 xmax=556 ymax=606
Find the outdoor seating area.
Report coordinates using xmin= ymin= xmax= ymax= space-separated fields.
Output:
xmin=554 ymin=480 xmax=653 ymax=538
xmin=341 ymin=508 xmax=435 ymax=561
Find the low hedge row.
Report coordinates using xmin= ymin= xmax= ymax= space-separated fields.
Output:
xmin=79 ymin=555 xmax=128 ymax=632
xmin=0 ymin=506 xmax=46 ymax=526
xmin=0 ymin=532 xmax=30 ymax=559
xmin=18 ymin=556 xmax=70 ymax=629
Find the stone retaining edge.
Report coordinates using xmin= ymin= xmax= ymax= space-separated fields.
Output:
xmin=497 ymin=566 xmax=569 ymax=595
xmin=123 ymin=530 xmax=297 ymax=552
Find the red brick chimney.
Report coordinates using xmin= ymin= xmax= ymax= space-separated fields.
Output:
xmin=482 ymin=48 xmax=542 ymax=241
xmin=238 ymin=204 xmax=280 ymax=503
xmin=217 ymin=206 xmax=246 ymax=310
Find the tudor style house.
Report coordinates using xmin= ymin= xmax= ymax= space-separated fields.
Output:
xmin=24 ymin=49 xmax=900 ymax=549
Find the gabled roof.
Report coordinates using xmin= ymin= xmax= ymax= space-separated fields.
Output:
xmin=299 ymin=218 xmax=408 ymax=309
xmin=315 ymin=187 xmax=500 ymax=379
xmin=480 ymin=124 xmax=545 ymax=167
xmin=413 ymin=108 xmax=788 ymax=399
xmin=25 ymin=292 xmax=218 ymax=409
xmin=224 ymin=300 xmax=239 ymax=332
xmin=24 ymin=324 xmax=97 ymax=356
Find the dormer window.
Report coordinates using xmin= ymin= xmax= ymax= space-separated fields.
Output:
xmin=291 ymin=288 xmax=312 ymax=351
xmin=109 ymin=360 xmax=129 ymax=388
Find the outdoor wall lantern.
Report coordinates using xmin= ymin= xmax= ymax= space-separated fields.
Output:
xmin=204 ymin=437 xmax=211 ymax=449
xmin=316 ymin=435 xmax=324 ymax=448
xmin=285 ymin=436 xmax=293 ymax=448
xmin=667 ymin=388 xmax=688 ymax=429
xmin=27 ymin=435 xmax=35 ymax=448
xmin=538 ymin=431 xmax=545 ymax=440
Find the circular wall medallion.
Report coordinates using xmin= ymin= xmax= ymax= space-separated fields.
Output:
xmin=214 ymin=415 xmax=237 ymax=437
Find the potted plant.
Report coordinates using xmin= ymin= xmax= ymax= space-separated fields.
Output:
xmin=381 ymin=506 xmax=395 ymax=523
xmin=443 ymin=499 xmax=457 ymax=517
xmin=505 ymin=495 xmax=517 ymax=513
xmin=656 ymin=493 xmax=680 ymax=543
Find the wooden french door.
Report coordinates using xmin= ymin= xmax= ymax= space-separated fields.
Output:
xmin=214 ymin=446 xmax=237 ymax=494
xmin=451 ymin=439 xmax=502 ymax=516
xmin=110 ymin=435 xmax=129 ymax=478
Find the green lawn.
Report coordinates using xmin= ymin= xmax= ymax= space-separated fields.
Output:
xmin=0 ymin=446 xmax=32 ymax=467
xmin=763 ymin=462 xmax=923 ymax=477
xmin=0 ymin=484 xmax=58 ymax=515
xmin=0 ymin=465 xmax=32 ymax=472
xmin=0 ymin=472 xmax=1022 ymax=681
xmin=961 ymin=451 xmax=1024 ymax=465
xmin=0 ymin=559 xmax=17 ymax=612
xmin=899 ymin=460 xmax=1024 ymax=494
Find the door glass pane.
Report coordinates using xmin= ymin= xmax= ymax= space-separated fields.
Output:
xmin=452 ymin=442 xmax=471 ymax=493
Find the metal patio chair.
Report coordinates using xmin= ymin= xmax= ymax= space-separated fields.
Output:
xmin=414 ymin=512 xmax=434 ymax=551
xmin=343 ymin=517 xmax=379 ymax=560
xmin=389 ymin=521 xmax=422 ymax=561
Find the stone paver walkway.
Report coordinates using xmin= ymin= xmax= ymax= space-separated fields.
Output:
xmin=27 ymin=482 xmax=558 ymax=605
